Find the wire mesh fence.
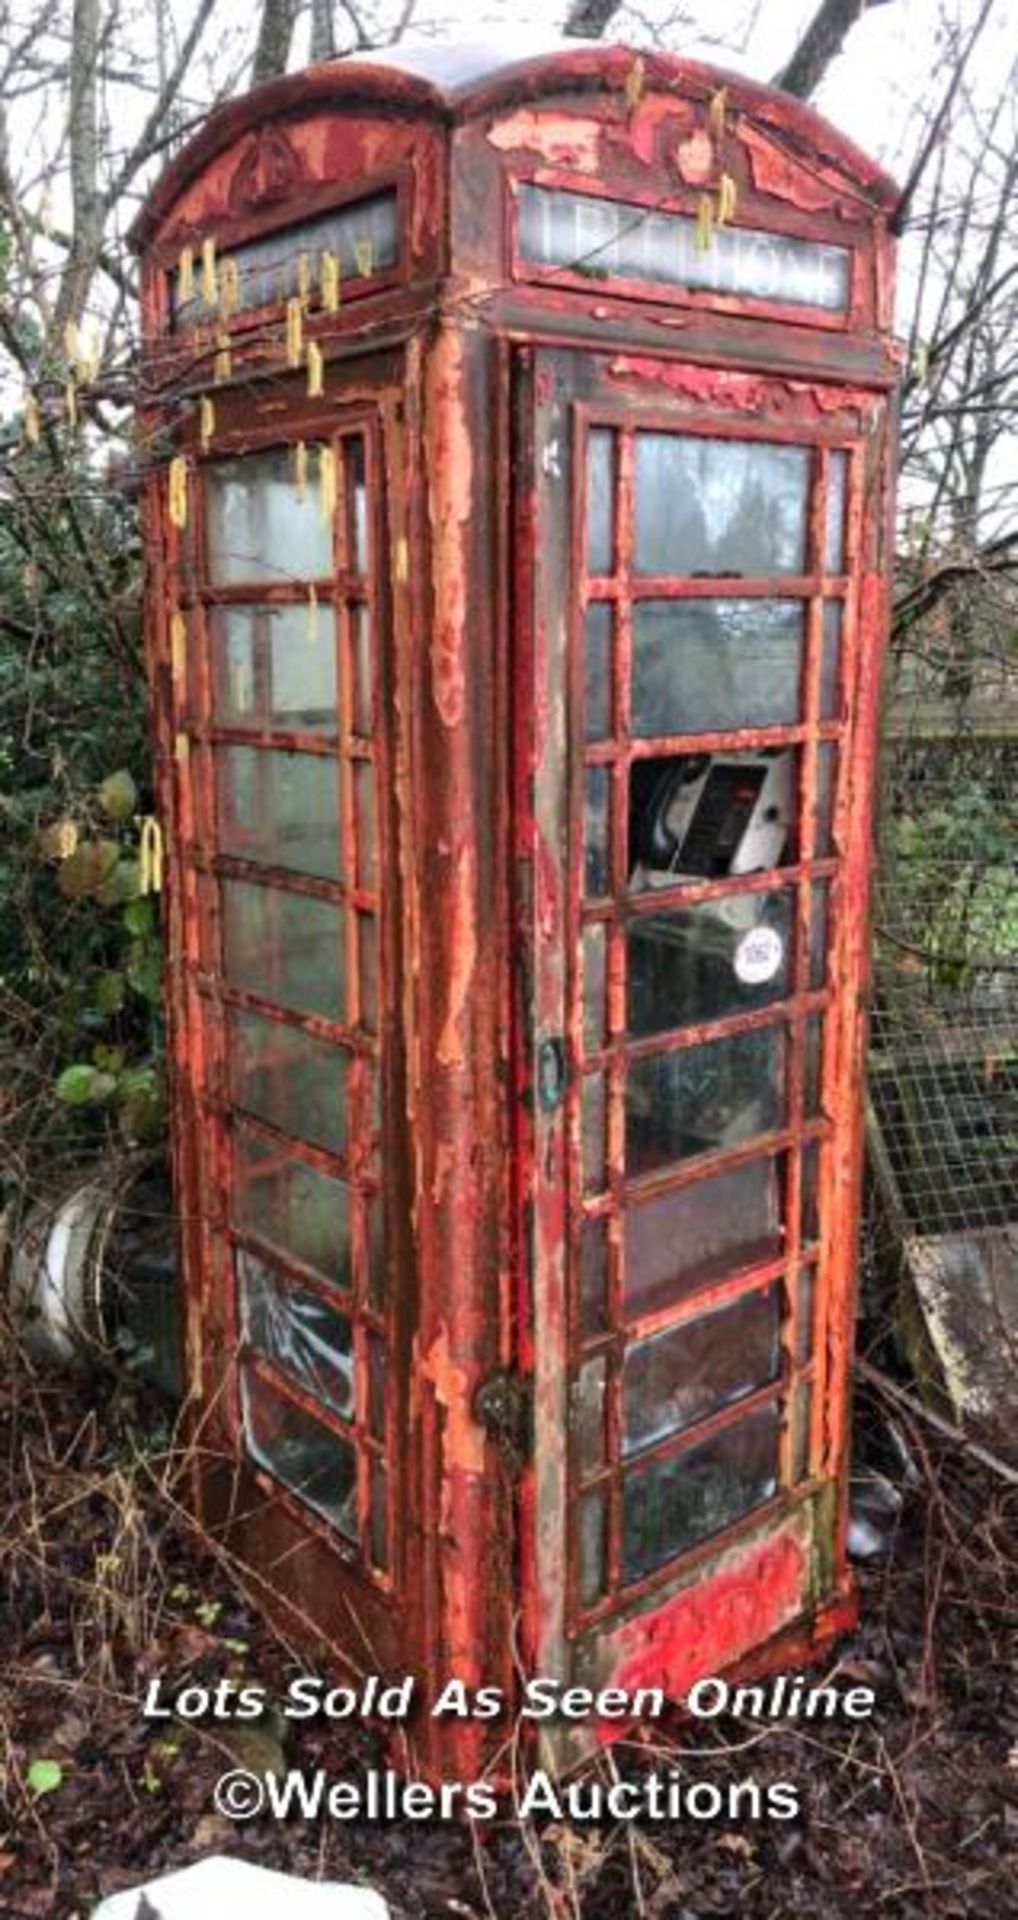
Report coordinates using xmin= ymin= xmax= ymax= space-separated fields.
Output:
xmin=867 ymin=622 xmax=1018 ymax=1255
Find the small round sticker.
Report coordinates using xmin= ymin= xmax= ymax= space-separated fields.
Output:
xmin=733 ymin=925 xmax=784 ymax=986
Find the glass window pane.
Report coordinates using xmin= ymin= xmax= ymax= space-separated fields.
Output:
xmin=791 ymin=1380 xmax=813 ymax=1483
xmin=820 ymin=603 xmax=842 ymax=720
xmin=345 ymin=438 xmax=368 ymax=575
xmin=354 ymin=759 xmax=378 ymax=888
xmin=518 ymin=185 xmax=851 ymax=312
xmin=826 ymin=452 xmax=848 ymax=572
xmin=579 ymin=1216 xmax=609 ymax=1336
xmin=587 ymin=430 xmax=615 ymax=574
xmin=805 ymin=1015 xmax=825 ymax=1118
xmin=628 ymin=889 xmax=794 ymax=1037
xmin=351 ymin=605 xmax=373 ymax=735
xmin=239 ymin=1254 xmax=353 ymax=1419
xmin=579 ymin=1487 xmax=606 ymax=1606
xmin=358 ymin=913 xmax=379 ymax=1032
xmin=796 ymin=1264 xmax=815 ymax=1365
xmin=173 ymin=190 xmax=398 ymax=327
xmin=802 ymin=1142 xmax=820 ymax=1244
xmin=367 ymin=1332 xmax=387 ymax=1442
xmin=583 ymin=922 xmax=607 ymax=1055
xmin=229 ymin=1007 xmax=349 ymax=1155
xmin=370 ymin=1458 xmax=389 ymax=1572
xmin=233 ymin=1124 xmax=352 ymax=1286
xmin=221 ymin=879 xmax=346 ymax=1022
xmin=815 ymin=744 xmax=837 ymax=857
xmin=216 ymin=746 xmax=341 ymax=882
xmin=585 ymin=767 xmax=611 ymax=898
xmin=206 ymin=449 xmax=332 ymax=585
xmin=629 ymin=751 xmax=796 ymax=886
xmin=241 ymin=1368 xmax=357 ymax=1538
xmin=582 ymin=1073 xmax=606 ymax=1195
xmin=635 ymin=436 xmax=809 ymax=577
xmin=572 ymin=1358 xmax=606 ymax=1478
xmin=810 ymin=881 xmax=830 ymax=989
xmin=625 ymin=1158 xmax=784 ymax=1317
xmin=627 ymin=1026 xmax=785 ymax=1177
xmin=622 ymin=1404 xmax=780 ymax=1581
xmin=585 ymin=603 xmax=612 ymax=741
xmin=633 ymin=600 xmax=805 ymax=737
xmin=210 ymin=605 xmax=337 ymax=735
xmin=623 ymin=1284 xmax=781 ymax=1455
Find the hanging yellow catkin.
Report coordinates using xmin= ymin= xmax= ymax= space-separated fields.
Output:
xmin=168 ymin=456 xmax=188 ymax=529
xmin=201 ymin=235 xmax=217 ymax=304
xmin=293 ymin=439 xmax=308 ymax=500
xmin=199 ymin=395 xmax=215 ymax=452
xmin=318 ymin=445 xmax=337 ymax=524
xmin=64 ymin=318 xmax=80 ymax=364
xmin=139 ymin=817 xmax=164 ymax=895
xmin=219 ymin=257 xmax=240 ymax=318
xmin=321 ymin=250 xmax=341 ymax=312
xmin=696 ymin=193 xmax=714 ymax=253
xmin=708 ymin=86 xmax=728 ymax=140
xmin=178 ymin=246 xmax=195 ymax=302
xmin=306 ymin=340 xmax=324 ymax=398
xmin=64 ymin=379 xmax=78 ymax=428
xmin=286 ymin=296 xmax=303 ymax=368
xmin=297 ymin=251 xmax=312 ymax=304
xmin=214 ymin=330 xmax=232 ymax=383
xmin=717 ymin=172 xmax=738 ymax=227
xmin=23 ymin=393 xmax=40 ymax=445
xmin=353 ymin=237 xmax=374 ymax=278
xmin=624 ymin=53 xmax=646 ymax=112
xmin=307 ymin=583 xmax=318 ymax=641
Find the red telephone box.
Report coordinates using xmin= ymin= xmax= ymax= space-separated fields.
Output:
xmin=133 ymin=43 xmax=899 ymax=1781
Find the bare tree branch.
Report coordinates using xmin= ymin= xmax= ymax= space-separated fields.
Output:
xmin=562 ymin=0 xmax=625 ymax=38
xmin=774 ymin=0 xmax=897 ymax=101
xmin=310 ymin=0 xmax=336 ymax=61
xmin=252 ymin=0 xmax=298 ymax=82
xmin=891 ymin=0 xmax=999 ymax=233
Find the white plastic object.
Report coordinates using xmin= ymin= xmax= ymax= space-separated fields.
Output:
xmin=91 ymin=1855 xmax=390 ymax=1920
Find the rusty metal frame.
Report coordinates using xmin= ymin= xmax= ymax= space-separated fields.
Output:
xmin=506 ymin=168 xmax=864 ymax=336
xmin=135 ymin=42 xmax=898 ymax=1780
xmin=516 ymin=342 xmax=889 ymax=1688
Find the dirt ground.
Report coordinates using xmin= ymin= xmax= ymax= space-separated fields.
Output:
xmin=1 ymin=1341 xmax=1016 ymax=1920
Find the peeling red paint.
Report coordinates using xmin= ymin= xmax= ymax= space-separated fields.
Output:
xmin=135 ymin=41 xmax=898 ymax=1788
xmin=436 ymin=844 xmax=477 ymax=1069
xmin=740 ymin=122 xmax=857 ymax=215
xmin=421 ymin=1326 xmax=486 ymax=1492
xmin=673 ymin=126 xmax=716 ymax=186
xmin=487 ymin=109 xmax=603 ymax=172
xmin=425 ymin=329 xmax=471 ymax=729
xmin=611 ymin=1529 xmax=808 ymax=1707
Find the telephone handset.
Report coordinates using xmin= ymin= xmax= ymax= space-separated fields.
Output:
xmin=626 ymin=748 xmax=795 ymax=1048
xmin=629 ymin=749 xmax=794 ymax=888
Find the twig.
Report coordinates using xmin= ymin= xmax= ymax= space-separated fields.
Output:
xmin=856 ymin=1358 xmax=1018 ymax=1486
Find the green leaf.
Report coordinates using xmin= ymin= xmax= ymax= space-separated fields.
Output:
xmin=92 ymin=1043 xmax=125 ymax=1073
xmin=57 ymin=839 xmax=119 ymax=900
xmin=27 ymin=1758 xmax=63 ymax=1796
xmin=94 ymin=971 xmax=126 ymax=1015
xmin=54 ymin=1064 xmax=99 ymax=1105
xmin=97 ymin=858 xmax=142 ymax=907
xmin=123 ymin=898 xmax=155 ymax=937
xmin=98 ymin=769 xmax=138 ymax=821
